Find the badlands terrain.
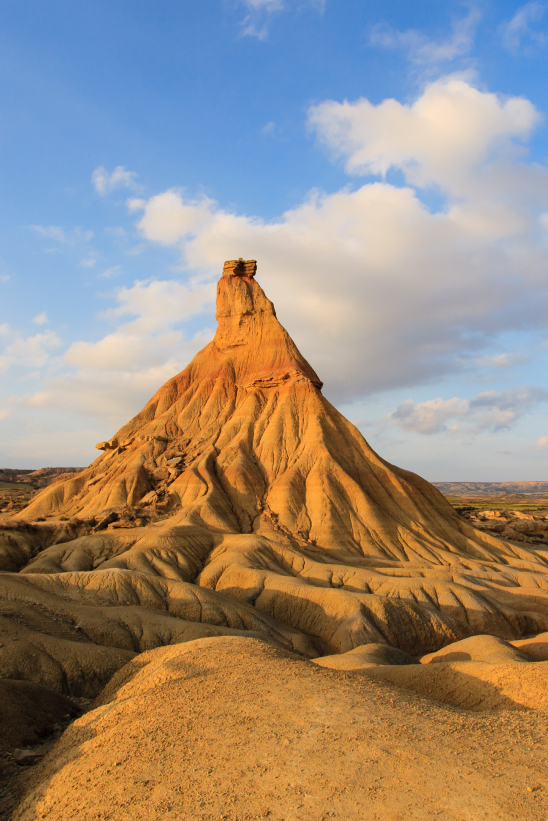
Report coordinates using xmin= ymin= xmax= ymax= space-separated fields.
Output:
xmin=1 ymin=259 xmax=548 ymax=819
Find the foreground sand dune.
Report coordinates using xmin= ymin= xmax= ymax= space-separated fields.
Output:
xmin=12 ymin=637 xmax=548 ymax=821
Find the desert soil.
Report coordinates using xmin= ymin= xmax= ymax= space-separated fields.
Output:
xmin=10 ymin=636 xmax=548 ymax=821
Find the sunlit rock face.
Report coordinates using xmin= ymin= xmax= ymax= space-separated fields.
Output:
xmin=3 ymin=258 xmax=548 ymax=689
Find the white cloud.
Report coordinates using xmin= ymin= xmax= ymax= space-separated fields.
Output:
xmin=239 ymin=0 xmax=324 ymax=39
xmin=386 ymin=386 xmax=547 ymax=435
xmin=0 ymin=275 xmax=9 ymax=283
xmin=370 ymin=7 xmax=480 ymax=67
xmin=129 ymin=191 xmax=217 ymax=245
xmin=80 ymin=257 xmax=97 ymax=268
xmin=99 ymin=277 xmax=215 ymax=334
xmin=92 ymin=165 xmax=140 ymax=197
xmin=500 ymin=2 xmax=546 ymax=53
xmin=389 ymin=397 xmax=470 ymax=435
xmin=22 ymin=276 xmax=215 ymax=425
xmin=98 ymin=265 xmax=122 ymax=279
xmin=475 ymin=353 xmax=528 ymax=369
xmin=535 ymin=435 xmax=548 ymax=450
xmin=0 ymin=409 xmax=12 ymax=421
xmin=65 ymin=331 xmax=184 ymax=372
xmin=307 ymin=77 xmax=540 ymax=197
xmin=0 ymin=329 xmax=63 ymax=372
xmin=31 ymin=329 xmax=212 ymax=423
xmin=32 ymin=312 xmax=49 ymax=325
xmin=31 ymin=225 xmax=94 ymax=244
xmin=127 ymin=198 xmax=146 ymax=214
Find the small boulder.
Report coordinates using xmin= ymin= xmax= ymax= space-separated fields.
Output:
xmin=14 ymin=749 xmax=43 ymax=766
xmin=92 ymin=512 xmax=119 ymax=533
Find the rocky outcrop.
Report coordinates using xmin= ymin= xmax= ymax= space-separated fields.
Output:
xmin=459 ymin=506 xmax=548 ymax=546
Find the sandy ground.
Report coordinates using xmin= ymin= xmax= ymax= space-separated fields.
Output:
xmin=10 ymin=636 xmax=548 ymax=821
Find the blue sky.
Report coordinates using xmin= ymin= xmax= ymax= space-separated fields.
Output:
xmin=1 ymin=0 xmax=548 ymax=479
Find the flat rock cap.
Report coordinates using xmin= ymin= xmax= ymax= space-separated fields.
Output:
xmin=222 ymin=258 xmax=257 ymax=278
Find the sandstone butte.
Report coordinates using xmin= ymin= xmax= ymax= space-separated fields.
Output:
xmin=3 ymin=259 xmax=548 ymax=821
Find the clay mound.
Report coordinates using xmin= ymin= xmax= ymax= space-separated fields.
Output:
xmin=512 ymin=632 xmax=548 ymax=661
xmin=313 ymin=642 xmax=416 ymax=670
xmin=0 ymin=568 xmax=315 ymax=698
xmin=12 ymin=637 xmax=548 ymax=821
xmin=421 ymin=634 xmax=533 ymax=665
xmin=364 ymin=659 xmax=548 ymax=712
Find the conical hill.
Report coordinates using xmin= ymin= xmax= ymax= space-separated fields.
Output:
xmin=6 ymin=259 xmax=548 ymax=670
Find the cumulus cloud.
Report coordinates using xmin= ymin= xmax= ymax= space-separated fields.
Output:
xmin=307 ymin=77 xmax=540 ymax=196
xmin=370 ymin=7 xmax=480 ymax=67
xmin=0 ymin=329 xmax=62 ymax=372
xmin=500 ymin=2 xmax=546 ymax=53
xmin=32 ymin=312 xmax=49 ymax=325
xmin=31 ymin=330 xmax=212 ymax=424
xmin=389 ymin=397 xmax=469 ymax=435
xmin=91 ymin=166 xmax=140 ymax=197
xmin=128 ymin=192 xmax=217 ymax=245
xmin=535 ymin=435 xmax=548 ymax=450
xmin=25 ymin=277 xmax=215 ymax=425
xmin=386 ymin=386 xmax=547 ymax=435
xmin=98 ymin=277 xmax=215 ymax=334
xmin=66 ymin=331 xmax=186 ymax=372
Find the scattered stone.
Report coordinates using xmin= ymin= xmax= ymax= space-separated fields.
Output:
xmin=92 ymin=512 xmax=119 ymax=532
xmin=13 ymin=749 xmax=43 ymax=766
xmin=139 ymin=491 xmax=158 ymax=505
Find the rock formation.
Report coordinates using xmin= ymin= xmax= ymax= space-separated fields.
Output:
xmin=4 ymin=259 xmax=548 ymax=818
xmin=1 ymin=258 xmax=548 ymax=693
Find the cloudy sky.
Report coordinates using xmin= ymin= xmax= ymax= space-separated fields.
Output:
xmin=1 ymin=0 xmax=548 ymax=479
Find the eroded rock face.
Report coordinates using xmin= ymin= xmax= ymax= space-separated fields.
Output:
xmin=2 ymin=259 xmax=548 ymax=696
